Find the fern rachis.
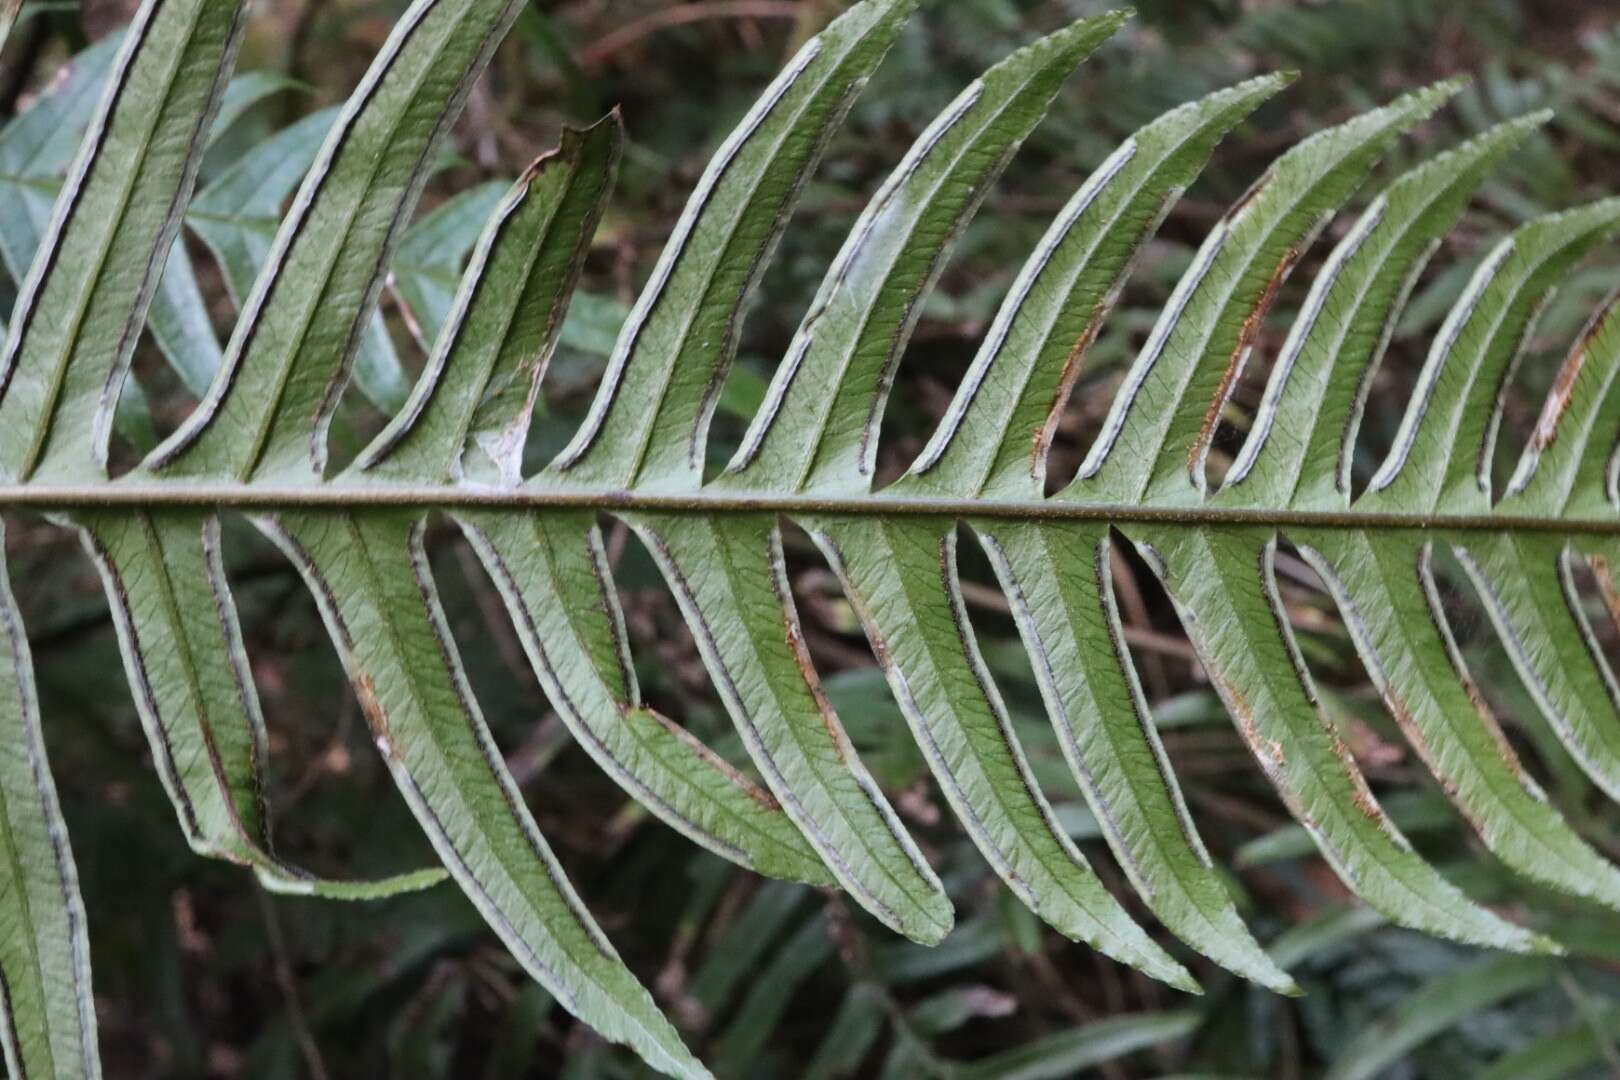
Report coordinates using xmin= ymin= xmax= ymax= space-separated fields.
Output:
xmin=4 ymin=1 xmax=1620 ymax=1076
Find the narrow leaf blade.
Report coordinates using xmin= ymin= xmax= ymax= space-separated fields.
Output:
xmin=0 ymin=521 xmax=100 ymax=1079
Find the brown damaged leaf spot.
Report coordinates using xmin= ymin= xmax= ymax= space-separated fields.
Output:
xmin=1223 ymin=172 xmax=1272 ymax=224
xmin=1224 ymin=682 xmax=1286 ymax=770
xmin=784 ymin=616 xmax=848 ymax=765
xmin=1031 ymin=308 xmax=1105 ymax=475
xmin=1347 ymin=777 xmax=1383 ymax=821
xmin=1330 ymin=730 xmax=1386 ymax=822
xmin=643 ymin=705 xmax=783 ymax=812
xmin=1191 ymin=248 xmax=1301 ymax=477
xmin=1530 ymin=342 xmax=1593 ymax=453
xmin=1461 ymin=678 xmax=1529 ymax=782
xmin=355 ymin=674 xmax=395 ymax=756
xmin=1589 ymin=552 xmax=1620 ymax=628
xmin=1386 ymin=695 xmax=1461 ymax=799
xmin=1530 ymin=296 xmax=1620 ymax=452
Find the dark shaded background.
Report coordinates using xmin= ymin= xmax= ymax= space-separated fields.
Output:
xmin=7 ymin=0 xmax=1620 ymax=1076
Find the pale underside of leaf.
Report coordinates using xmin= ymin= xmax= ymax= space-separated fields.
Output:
xmin=459 ymin=508 xmax=834 ymax=885
xmin=979 ymin=520 xmax=1296 ymax=992
xmin=809 ymin=514 xmax=1200 ymax=991
xmin=264 ymin=510 xmax=710 ymax=1080
xmin=1457 ymin=533 xmax=1620 ymax=805
xmin=725 ymin=11 xmax=1131 ymax=496
xmin=0 ymin=0 xmax=249 ymax=483
xmin=1366 ymin=198 xmax=1620 ymax=514
xmin=355 ymin=115 xmax=623 ymax=486
xmin=902 ymin=72 xmax=1293 ymax=501
xmin=0 ymin=521 xmax=100 ymax=1080
xmin=1221 ymin=112 xmax=1550 ymax=510
xmin=11 ymin=3 xmax=1620 ymax=1077
xmin=1300 ymin=529 xmax=1620 ymax=911
xmin=552 ymin=0 xmax=922 ymax=491
xmin=72 ymin=508 xmax=446 ymax=899
xmin=147 ymin=0 xmax=530 ymax=482
xmin=1075 ymin=79 xmax=1464 ymax=506
xmin=1135 ymin=525 xmax=1549 ymax=954
xmin=629 ymin=510 xmax=953 ymax=943
xmin=185 ymin=106 xmax=411 ymax=414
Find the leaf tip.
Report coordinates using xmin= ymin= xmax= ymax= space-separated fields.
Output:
xmin=1523 ymin=932 xmax=1566 ymax=957
xmin=1162 ymin=963 xmax=1204 ymax=996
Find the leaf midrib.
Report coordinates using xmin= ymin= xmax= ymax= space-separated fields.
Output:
xmin=0 ymin=482 xmax=1613 ymax=535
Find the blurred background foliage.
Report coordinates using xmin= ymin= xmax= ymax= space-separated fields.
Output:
xmin=8 ymin=0 xmax=1620 ymax=1076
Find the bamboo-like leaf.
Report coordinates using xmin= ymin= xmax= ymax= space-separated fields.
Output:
xmin=1222 ymin=113 xmax=1549 ymax=509
xmin=1135 ymin=526 xmax=1548 ymax=952
xmin=264 ymin=511 xmax=710 ymax=1080
xmin=954 ymin=1010 xmax=1201 ymax=1080
xmin=1477 ymin=1002 xmax=1620 ymax=1080
xmin=1075 ymin=80 xmax=1463 ymax=504
xmin=73 ymin=508 xmax=446 ymax=898
xmin=0 ymin=521 xmax=100 ymax=1080
xmin=1323 ymin=955 xmax=1555 ymax=1080
xmin=0 ymin=0 xmax=248 ymax=482
xmin=1300 ymin=530 xmax=1620 ymax=910
xmin=148 ymin=0 xmax=530 ymax=481
xmin=552 ymin=0 xmax=920 ymax=490
xmin=11 ymin=4 xmax=1620 ymax=1076
xmin=724 ymin=11 xmax=1130 ymax=494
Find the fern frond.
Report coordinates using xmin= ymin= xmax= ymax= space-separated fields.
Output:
xmin=11 ymin=1 xmax=1620 ymax=1076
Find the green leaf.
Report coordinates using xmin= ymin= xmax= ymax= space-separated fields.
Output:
xmin=73 ymin=508 xmax=445 ymax=899
xmin=0 ymin=35 xmax=125 ymax=289
xmin=1323 ymin=956 xmax=1556 ymax=1080
xmin=723 ymin=11 xmax=1132 ymax=495
xmin=1477 ymin=1001 xmax=1620 ymax=1080
xmin=147 ymin=0 xmax=533 ymax=482
xmin=392 ymin=179 xmax=511 ymax=351
xmin=1457 ymin=534 xmax=1620 ymax=804
xmin=954 ymin=1010 xmax=1201 ymax=1080
xmin=629 ymin=510 xmax=952 ymax=942
xmin=1300 ymin=528 xmax=1620 ymax=912
xmin=1365 ymin=198 xmax=1620 ymax=514
xmin=1076 ymin=80 xmax=1464 ymax=505
xmin=0 ymin=0 xmax=249 ymax=482
xmin=460 ymin=509 xmax=833 ymax=884
xmin=1139 ymin=526 xmax=1549 ymax=952
xmin=981 ymin=521 xmax=1295 ymax=991
xmin=1222 ymin=113 xmax=1549 ymax=510
xmin=357 ymin=118 xmax=623 ymax=486
xmin=903 ymin=74 xmax=1291 ymax=500
xmin=11 ymin=5 xmax=1620 ymax=1077
xmin=0 ymin=521 xmax=99 ymax=1079
xmin=551 ymin=0 xmax=923 ymax=490
xmin=264 ymin=510 xmax=709 ymax=1079
xmin=808 ymin=515 xmax=1198 ymax=990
